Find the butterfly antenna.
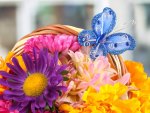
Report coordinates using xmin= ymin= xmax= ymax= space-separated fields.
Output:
xmin=112 ymin=20 xmax=136 ymax=33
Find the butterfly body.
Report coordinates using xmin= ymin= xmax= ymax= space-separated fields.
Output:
xmin=78 ymin=7 xmax=136 ymax=60
xmin=95 ymin=33 xmax=106 ymax=44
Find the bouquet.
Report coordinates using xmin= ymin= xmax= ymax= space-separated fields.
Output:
xmin=0 ymin=7 xmax=150 ymax=113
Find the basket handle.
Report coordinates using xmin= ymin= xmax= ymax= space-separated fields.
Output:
xmin=11 ymin=24 xmax=128 ymax=77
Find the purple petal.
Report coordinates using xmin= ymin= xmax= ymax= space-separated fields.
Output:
xmin=56 ymin=65 xmax=67 ymax=74
xmin=4 ymin=94 xmax=25 ymax=102
xmin=38 ymin=95 xmax=46 ymax=108
xmin=56 ymin=74 xmax=63 ymax=82
xmin=7 ymin=63 xmax=27 ymax=79
xmin=12 ymin=57 xmax=27 ymax=78
xmin=47 ymin=100 xmax=53 ymax=107
xmin=31 ymin=102 xmax=36 ymax=113
xmin=37 ymin=51 xmax=45 ymax=73
xmin=41 ymin=62 xmax=48 ymax=74
xmin=18 ymin=102 xmax=29 ymax=113
xmin=34 ymin=97 xmax=40 ymax=109
xmin=40 ymin=50 xmax=48 ymax=73
xmin=20 ymin=101 xmax=30 ymax=108
xmin=53 ymin=52 xmax=59 ymax=65
xmin=22 ymin=53 xmax=35 ymax=73
xmin=10 ymin=102 xmax=20 ymax=111
xmin=44 ymin=66 xmax=53 ymax=77
xmin=0 ymin=79 xmax=8 ymax=87
xmin=0 ymin=71 xmax=24 ymax=82
xmin=49 ymin=75 xmax=62 ymax=86
xmin=13 ymin=95 xmax=26 ymax=102
xmin=35 ymin=95 xmax=46 ymax=109
xmin=45 ymin=90 xmax=59 ymax=107
xmin=56 ymin=86 xmax=67 ymax=92
xmin=4 ymin=89 xmax=24 ymax=96
xmin=45 ymin=88 xmax=59 ymax=100
xmin=19 ymin=106 xmax=28 ymax=113
xmin=49 ymin=76 xmax=59 ymax=86
xmin=7 ymin=80 xmax=22 ymax=89
xmin=49 ymin=58 xmax=56 ymax=70
xmin=35 ymin=101 xmax=40 ymax=109
xmin=33 ymin=48 xmax=38 ymax=72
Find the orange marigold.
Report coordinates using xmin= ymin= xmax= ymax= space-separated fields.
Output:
xmin=125 ymin=61 xmax=150 ymax=113
xmin=125 ymin=61 xmax=148 ymax=89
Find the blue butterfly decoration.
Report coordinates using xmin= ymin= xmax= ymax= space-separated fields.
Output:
xmin=78 ymin=7 xmax=136 ymax=60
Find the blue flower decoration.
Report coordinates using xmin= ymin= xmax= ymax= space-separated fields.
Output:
xmin=78 ymin=7 xmax=136 ymax=60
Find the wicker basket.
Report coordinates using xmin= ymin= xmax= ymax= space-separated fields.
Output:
xmin=11 ymin=24 xmax=128 ymax=79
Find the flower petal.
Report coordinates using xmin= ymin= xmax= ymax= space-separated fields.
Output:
xmin=38 ymin=95 xmax=46 ymax=108
xmin=12 ymin=57 xmax=27 ymax=78
xmin=7 ymin=63 xmax=26 ymax=79
xmin=115 ymin=73 xmax=130 ymax=85
xmin=22 ymin=53 xmax=34 ymax=74
xmin=4 ymin=90 xmax=24 ymax=96
xmin=7 ymin=80 xmax=22 ymax=89
xmin=0 ymin=79 xmax=8 ymax=87
xmin=31 ymin=102 xmax=36 ymax=113
xmin=0 ymin=71 xmax=24 ymax=82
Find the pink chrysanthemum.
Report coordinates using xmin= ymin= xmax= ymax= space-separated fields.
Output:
xmin=24 ymin=34 xmax=80 ymax=56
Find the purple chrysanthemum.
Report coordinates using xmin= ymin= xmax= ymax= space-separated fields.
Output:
xmin=0 ymin=49 xmax=67 ymax=113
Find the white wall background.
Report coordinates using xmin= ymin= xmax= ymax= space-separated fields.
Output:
xmin=0 ymin=0 xmax=149 ymax=61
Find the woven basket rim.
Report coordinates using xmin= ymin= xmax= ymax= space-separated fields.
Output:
xmin=11 ymin=24 xmax=128 ymax=78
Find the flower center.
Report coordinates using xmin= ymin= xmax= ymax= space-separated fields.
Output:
xmin=23 ymin=73 xmax=48 ymax=97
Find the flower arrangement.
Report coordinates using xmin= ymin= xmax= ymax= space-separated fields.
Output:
xmin=0 ymin=7 xmax=150 ymax=113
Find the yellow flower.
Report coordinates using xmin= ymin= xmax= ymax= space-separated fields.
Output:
xmin=111 ymin=98 xmax=141 ymax=113
xmin=125 ymin=61 xmax=148 ymax=89
xmin=0 ymin=51 xmax=14 ymax=72
xmin=60 ymin=83 xmax=131 ymax=113
xmin=141 ymin=77 xmax=150 ymax=91
xmin=59 ymin=104 xmax=81 ymax=113
xmin=59 ymin=103 xmax=108 ymax=113
xmin=0 ymin=56 xmax=4 ymax=69
xmin=140 ymin=101 xmax=150 ymax=113
xmin=83 ymin=83 xmax=128 ymax=103
xmin=130 ymin=88 xmax=150 ymax=113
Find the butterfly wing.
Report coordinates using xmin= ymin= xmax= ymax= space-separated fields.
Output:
xmin=104 ymin=33 xmax=136 ymax=55
xmin=78 ymin=30 xmax=97 ymax=46
xmin=90 ymin=43 xmax=107 ymax=60
xmin=92 ymin=7 xmax=116 ymax=38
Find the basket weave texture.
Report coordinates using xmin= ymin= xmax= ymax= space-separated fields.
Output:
xmin=12 ymin=24 xmax=128 ymax=81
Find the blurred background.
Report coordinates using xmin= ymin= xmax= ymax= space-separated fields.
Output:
xmin=0 ymin=0 xmax=150 ymax=74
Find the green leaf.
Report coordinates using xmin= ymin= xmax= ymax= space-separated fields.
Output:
xmin=50 ymin=105 xmax=56 ymax=112
xmin=44 ymin=105 xmax=50 ymax=110
xmin=63 ymin=77 xmax=69 ymax=81
xmin=61 ymin=70 xmax=69 ymax=75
